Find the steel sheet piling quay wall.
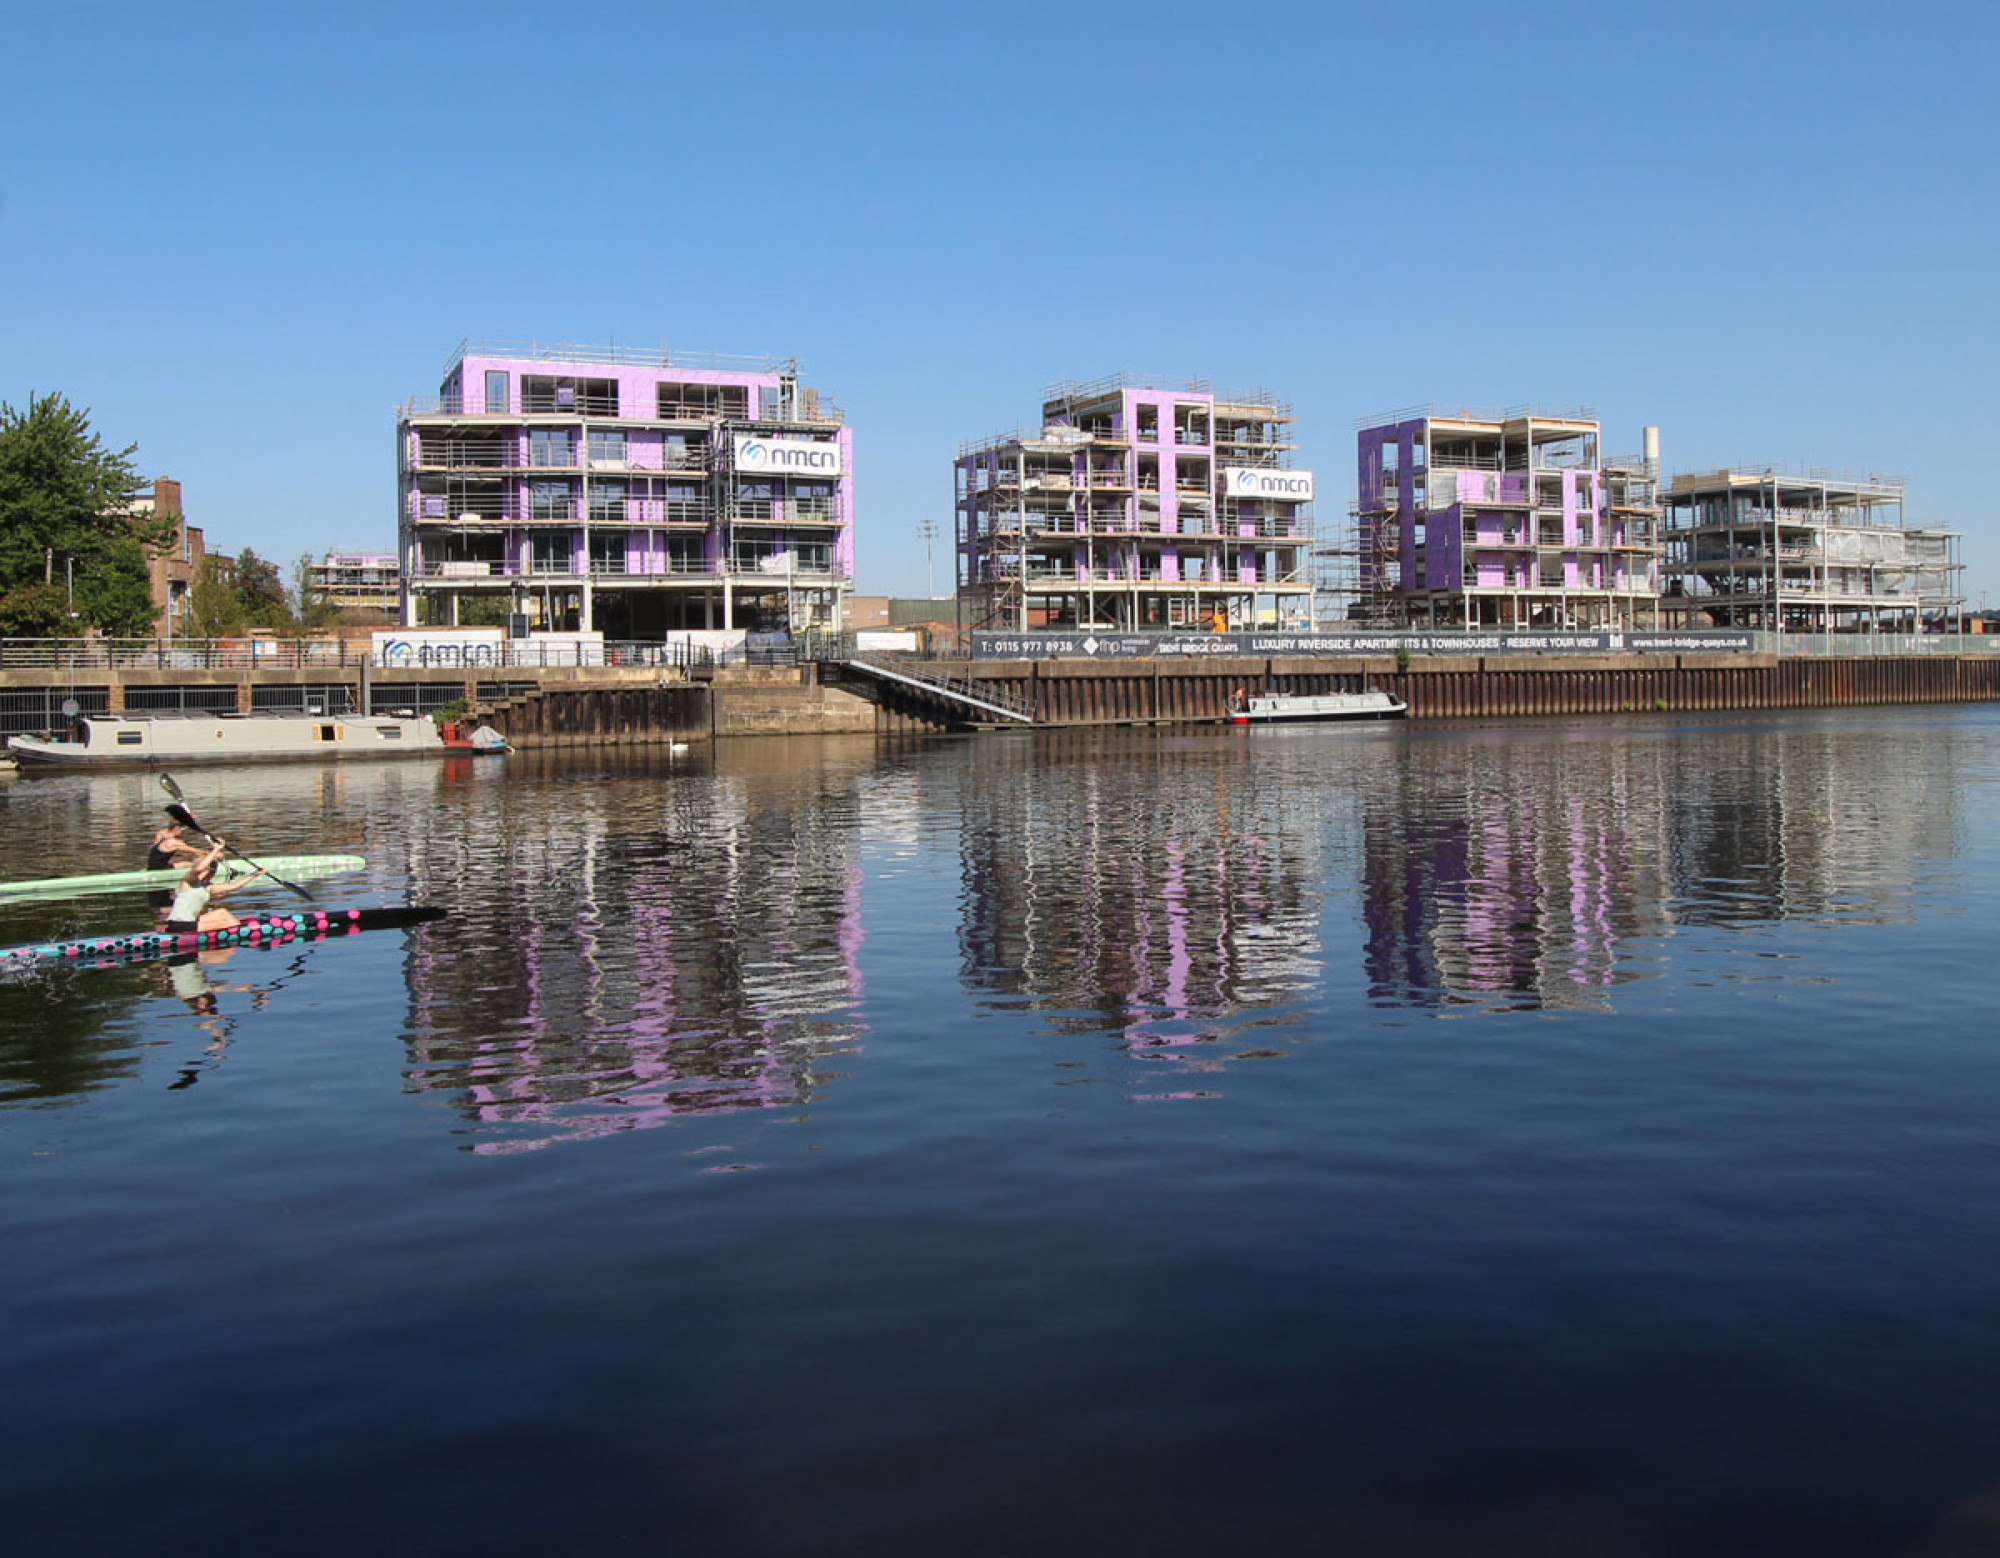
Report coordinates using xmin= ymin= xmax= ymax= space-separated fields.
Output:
xmin=934 ymin=652 xmax=2000 ymax=728
xmin=5 ymin=656 xmax=1996 ymax=744
xmin=484 ymin=684 xmax=708 ymax=747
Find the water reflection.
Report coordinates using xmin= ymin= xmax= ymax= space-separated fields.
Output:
xmin=957 ymin=729 xmax=1333 ymax=1067
xmin=1 ymin=943 xmax=315 ymax=1100
xmin=1360 ymin=718 xmax=1964 ymax=1009
xmin=0 ymin=711 xmax=1986 ymax=1130
xmin=400 ymin=746 xmax=868 ymax=1152
xmin=1361 ymin=734 xmax=1674 ymax=1010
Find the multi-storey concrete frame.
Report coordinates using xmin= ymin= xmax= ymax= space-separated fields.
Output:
xmin=1659 ymin=467 xmax=1962 ymax=632
xmin=953 ymin=374 xmax=1317 ymax=633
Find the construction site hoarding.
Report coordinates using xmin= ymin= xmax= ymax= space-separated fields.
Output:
xmin=971 ymin=630 xmax=1759 ymax=660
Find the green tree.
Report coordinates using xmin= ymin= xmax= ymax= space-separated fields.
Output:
xmin=0 ymin=582 xmax=68 ymax=637
xmin=290 ymin=553 xmax=342 ymax=632
xmin=182 ymin=555 xmax=246 ymax=639
xmin=81 ymin=534 xmax=163 ymax=636
xmin=0 ymin=393 xmax=167 ymax=637
xmin=456 ymin=594 xmax=512 ymax=628
xmin=235 ymin=548 xmax=290 ymax=630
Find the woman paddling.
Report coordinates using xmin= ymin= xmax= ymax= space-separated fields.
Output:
xmin=146 ymin=819 xmax=208 ymax=911
xmin=147 ymin=819 xmax=204 ymax=872
xmin=163 ymin=840 xmax=265 ymax=934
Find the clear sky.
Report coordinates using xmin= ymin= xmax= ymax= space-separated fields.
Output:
xmin=3 ymin=0 xmax=1995 ymax=607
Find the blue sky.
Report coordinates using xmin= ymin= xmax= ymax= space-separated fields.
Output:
xmin=4 ymin=0 xmax=1995 ymax=606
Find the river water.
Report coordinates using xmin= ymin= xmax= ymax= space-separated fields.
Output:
xmin=3 ymin=707 xmax=1999 ymax=1555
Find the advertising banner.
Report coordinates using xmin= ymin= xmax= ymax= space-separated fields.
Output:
xmin=1221 ymin=467 xmax=1315 ymax=501
xmin=971 ymin=631 xmax=1760 ymax=660
xmin=731 ymin=434 xmax=843 ymax=478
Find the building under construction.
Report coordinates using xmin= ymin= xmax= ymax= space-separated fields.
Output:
xmin=1346 ymin=407 xmax=1663 ymax=629
xmin=1658 ymin=467 xmax=1962 ymax=632
xmin=397 ymin=341 xmax=852 ymax=636
xmin=953 ymin=375 xmax=1316 ymax=632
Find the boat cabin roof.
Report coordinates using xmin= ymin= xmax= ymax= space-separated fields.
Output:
xmin=83 ymin=710 xmax=388 ymax=724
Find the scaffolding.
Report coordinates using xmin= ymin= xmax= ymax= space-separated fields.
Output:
xmin=1659 ymin=467 xmax=1963 ymax=631
xmin=954 ymin=377 xmax=1316 ymax=633
xmin=1349 ymin=407 xmax=1662 ymax=630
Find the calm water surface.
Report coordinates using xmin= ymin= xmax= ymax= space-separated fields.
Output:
xmin=4 ymin=707 xmax=2000 ymax=1555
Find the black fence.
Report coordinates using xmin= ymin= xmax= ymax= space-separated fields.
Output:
xmin=125 ymin=684 xmax=242 ymax=715
xmin=0 ymin=687 xmax=110 ymax=741
xmin=250 ymin=684 xmax=361 ymax=715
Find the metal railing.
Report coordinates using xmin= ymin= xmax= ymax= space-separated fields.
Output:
xmin=803 ymin=634 xmax=1034 ymax=723
xmin=7 ymin=628 xmax=1994 ymax=687
xmin=0 ymin=638 xmax=376 ymax=670
xmin=443 ymin=339 xmax=790 ymax=375
xmin=402 ymin=385 xmax=843 ymax=427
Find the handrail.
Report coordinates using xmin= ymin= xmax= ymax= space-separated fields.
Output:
xmin=801 ymin=633 xmax=1034 ymax=723
xmin=846 ymin=654 xmax=1035 ymax=724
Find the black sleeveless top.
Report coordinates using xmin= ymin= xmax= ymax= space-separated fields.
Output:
xmin=146 ymin=842 xmax=177 ymax=870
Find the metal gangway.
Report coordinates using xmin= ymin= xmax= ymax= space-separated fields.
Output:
xmin=803 ymin=635 xmax=1035 ymax=725
xmin=847 ymin=654 xmax=1035 ymax=725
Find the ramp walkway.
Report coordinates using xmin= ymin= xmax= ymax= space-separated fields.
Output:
xmin=838 ymin=655 xmax=1034 ymax=725
xmin=802 ymin=638 xmax=1034 ymax=726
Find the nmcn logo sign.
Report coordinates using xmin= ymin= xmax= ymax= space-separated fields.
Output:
xmin=732 ymin=434 xmax=843 ymax=477
xmin=1223 ymin=466 xmax=1315 ymax=501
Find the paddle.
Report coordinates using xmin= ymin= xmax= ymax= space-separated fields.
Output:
xmin=156 ymin=773 xmax=315 ymax=902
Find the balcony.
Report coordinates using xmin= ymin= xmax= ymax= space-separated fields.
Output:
xmin=726 ymin=498 xmax=847 ymax=526
xmin=412 ymin=440 xmax=514 ymax=470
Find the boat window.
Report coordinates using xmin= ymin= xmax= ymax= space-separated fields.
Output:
xmin=116 ymin=731 xmax=143 ymax=746
xmin=374 ymin=726 xmax=403 ymax=740
xmin=317 ymin=725 xmax=338 ymax=742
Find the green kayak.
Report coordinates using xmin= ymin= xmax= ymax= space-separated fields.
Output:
xmin=0 ymin=854 xmax=368 ymax=902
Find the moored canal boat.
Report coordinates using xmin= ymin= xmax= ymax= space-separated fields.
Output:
xmin=1227 ymin=689 xmax=1408 ymax=725
xmin=6 ymin=711 xmax=508 ymax=770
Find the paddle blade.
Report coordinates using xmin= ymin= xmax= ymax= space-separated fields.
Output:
xmin=158 ymin=773 xmax=187 ymax=803
xmin=165 ymin=801 xmax=205 ymax=834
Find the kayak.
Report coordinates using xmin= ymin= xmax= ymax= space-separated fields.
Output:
xmin=1 ymin=906 xmax=446 ymax=969
xmin=0 ymin=855 xmax=367 ymax=902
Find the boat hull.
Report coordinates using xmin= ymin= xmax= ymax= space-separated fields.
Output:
xmin=0 ymin=855 xmax=368 ymax=902
xmin=1 ymin=906 xmax=446 ymax=969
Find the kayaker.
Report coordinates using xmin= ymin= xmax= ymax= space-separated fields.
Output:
xmin=163 ymin=841 xmax=265 ymax=934
xmin=147 ymin=819 xmax=204 ymax=872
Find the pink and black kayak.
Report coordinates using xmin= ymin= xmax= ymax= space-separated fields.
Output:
xmin=1 ymin=906 xmax=446 ymax=969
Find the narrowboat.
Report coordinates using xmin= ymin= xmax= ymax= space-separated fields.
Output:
xmin=6 ymin=711 xmax=508 ymax=769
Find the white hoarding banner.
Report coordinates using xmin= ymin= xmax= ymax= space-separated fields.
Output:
xmin=1222 ymin=467 xmax=1314 ymax=501
xmin=732 ymin=434 xmax=843 ymax=477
